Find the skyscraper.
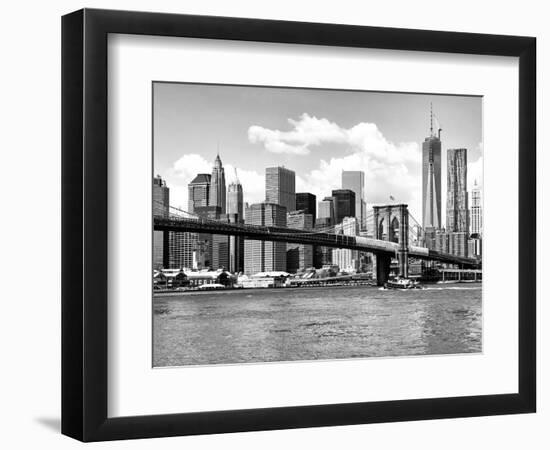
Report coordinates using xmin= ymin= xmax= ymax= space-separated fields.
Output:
xmin=470 ymin=180 xmax=482 ymax=236
xmin=332 ymin=217 xmax=360 ymax=272
xmin=244 ymin=203 xmax=287 ymax=275
xmin=227 ymin=170 xmax=244 ymax=273
xmin=331 ymin=189 xmax=356 ymax=225
xmin=227 ymin=171 xmax=244 ymax=219
xmin=194 ymin=205 xmax=229 ymax=270
xmin=209 ymin=154 xmax=226 ymax=214
xmin=265 ymin=166 xmax=296 ymax=213
xmin=295 ymin=192 xmax=316 ymax=226
xmin=317 ymin=197 xmax=335 ymax=228
xmin=342 ymin=171 xmax=366 ymax=231
xmin=422 ymin=105 xmax=442 ymax=230
xmin=153 ymin=175 xmax=169 ymax=269
xmin=286 ymin=210 xmax=314 ymax=273
xmin=188 ymin=173 xmax=211 ymax=213
xmin=446 ymin=148 xmax=469 ymax=232
xmin=169 ymin=232 xmax=199 ymax=269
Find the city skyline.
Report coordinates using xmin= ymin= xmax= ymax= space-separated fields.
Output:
xmin=153 ymin=82 xmax=482 ymax=226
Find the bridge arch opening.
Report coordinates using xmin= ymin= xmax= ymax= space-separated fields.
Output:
xmin=390 ymin=216 xmax=400 ymax=243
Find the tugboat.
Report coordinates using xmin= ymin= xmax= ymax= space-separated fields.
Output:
xmin=384 ymin=276 xmax=422 ymax=290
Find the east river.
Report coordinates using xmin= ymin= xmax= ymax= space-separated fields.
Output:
xmin=153 ymin=283 xmax=482 ymax=367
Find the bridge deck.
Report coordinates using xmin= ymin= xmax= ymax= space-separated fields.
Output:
xmin=154 ymin=216 xmax=480 ymax=267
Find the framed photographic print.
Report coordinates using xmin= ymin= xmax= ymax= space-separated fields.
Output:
xmin=62 ymin=8 xmax=536 ymax=441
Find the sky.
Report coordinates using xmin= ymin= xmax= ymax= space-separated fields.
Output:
xmin=153 ymin=82 xmax=482 ymax=225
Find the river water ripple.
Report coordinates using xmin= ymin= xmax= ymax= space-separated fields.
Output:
xmin=153 ymin=283 xmax=482 ymax=367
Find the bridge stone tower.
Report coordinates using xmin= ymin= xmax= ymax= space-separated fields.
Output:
xmin=372 ymin=204 xmax=409 ymax=284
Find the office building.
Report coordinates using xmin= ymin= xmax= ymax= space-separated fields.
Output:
xmin=286 ymin=210 xmax=314 ymax=273
xmin=227 ymin=173 xmax=244 ymax=219
xmin=227 ymin=172 xmax=244 ymax=272
xmin=470 ymin=180 xmax=482 ymax=236
xmin=468 ymin=236 xmax=482 ymax=258
xmin=331 ymin=189 xmax=356 ymax=225
xmin=209 ymin=154 xmax=226 ymax=214
xmin=188 ymin=173 xmax=211 ymax=213
xmin=332 ymin=217 xmax=360 ymax=272
xmin=195 ymin=205 xmax=229 ymax=270
xmin=446 ymin=148 xmax=469 ymax=232
xmin=296 ymin=192 xmax=316 ymax=226
xmin=448 ymin=231 xmax=468 ymax=258
xmin=265 ymin=166 xmax=296 ymax=213
xmin=244 ymin=203 xmax=287 ymax=275
xmin=317 ymin=197 xmax=335 ymax=228
xmin=342 ymin=171 xmax=366 ymax=231
xmin=169 ymin=232 xmax=199 ymax=269
xmin=153 ymin=175 xmax=170 ymax=269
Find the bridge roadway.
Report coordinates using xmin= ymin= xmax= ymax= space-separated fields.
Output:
xmin=154 ymin=216 xmax=480 ymax=268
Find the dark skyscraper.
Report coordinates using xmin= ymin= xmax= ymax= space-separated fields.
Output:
xmin=209 ymin=154 xmax=226 ymax=214
xmin=422 ymin=105 xmax=442 ymax=230
xmin=295 ymin=192 xmax=316 ymax=226
xmin=446 ymin=148 xmax=469 ymax=232
xmin=188 ymin=173 xmax=211 ymax=213
xmin=265 ymin=166 xmax=296 ymax=213
xmin=331 ymin=189 xmax=356 ymax=225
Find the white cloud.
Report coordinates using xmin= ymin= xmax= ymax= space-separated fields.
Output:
xmin=248 ymin=114 xmax=347 ymax=155
xmin=253 ymin=114 xmax=423 ymax=219
xmin=165 ymin=117 xmax=481 ymax=227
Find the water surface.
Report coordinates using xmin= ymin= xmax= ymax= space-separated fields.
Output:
xmin=153 ymin=284 xmax=482 ymax=367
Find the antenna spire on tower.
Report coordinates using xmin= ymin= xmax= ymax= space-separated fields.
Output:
xmin=430 ymin=102 xmax=433 ymax=136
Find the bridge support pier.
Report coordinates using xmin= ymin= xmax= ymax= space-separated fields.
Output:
xmin=373 ymin=254 xmax=391 ymax=286
xmin=397 ymin=250 xmax=409 ymax=278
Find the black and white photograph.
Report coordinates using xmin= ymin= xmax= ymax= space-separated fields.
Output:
xmin=152 ymin=83 xmax=483 ymax=367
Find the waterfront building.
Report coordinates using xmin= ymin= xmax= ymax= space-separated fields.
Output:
xmin=470 ymin=180 xmax=483 ymax=236
xmin=332 ymin=217 xmax=360 ymax=272
xmin=265 ymin=166 xmax=296 ymax=213
xmin=188 ymin=173 xmax=211 ymax=213
xmin=296 ymin=192 xmax=316 ymax=227
xmin=153 ymin=175 xmax=169 ymax=269
xmin=209 ymin=154 xmax=226 ymax=214
xmin=227 ymin=171 xmax=244 ymax=273
xmin=422 ymin=105 xmax=442 ymax=231
xmin=244 ymin=203 xmax=287 ymax=275
xmin=446 ymin=148 xmax=469 ymax=233
xmin=286 ymin=210 xmax=314 ymax=273
xmin=331 ymin=189 xmax=356 ymax=225
xmin=342 ymin=171 xmax=366 ymax=231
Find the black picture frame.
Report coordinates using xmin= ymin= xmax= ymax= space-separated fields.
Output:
xmin=62 ymin=8 xmax=536 ymax=442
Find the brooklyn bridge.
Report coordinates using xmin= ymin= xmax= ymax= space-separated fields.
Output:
xmin=154 ymin=202 xmax=481 ymax=285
